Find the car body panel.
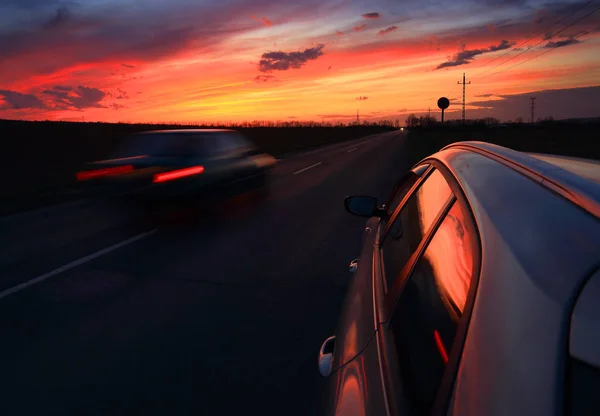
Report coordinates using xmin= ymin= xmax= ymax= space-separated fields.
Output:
xmin=442 ymin=149 xmax=600 ymax=416
xmin=329 ymin=217 xmax=380 ymax=375
xmin=329 ymin=337 xmax=387 ymax=416
xmin=570 ymin=267 xmax=600 ymax=368
xmin=327 ymin=142 xmax=600 ymax=416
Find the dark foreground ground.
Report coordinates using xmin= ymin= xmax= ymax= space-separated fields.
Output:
xmin=0 ymin=124 xmax=598 ymax=415
xmin=0 ymin=131 xmax=408 ymax=415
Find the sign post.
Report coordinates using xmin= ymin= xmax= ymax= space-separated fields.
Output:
xmin=437 ymin=97 xmax=450 ymax=124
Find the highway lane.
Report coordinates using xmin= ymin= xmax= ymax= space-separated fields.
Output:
xmin=0 ymin=131 xmax=413 ymax=415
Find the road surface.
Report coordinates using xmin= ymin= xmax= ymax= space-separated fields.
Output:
xmin=0 ymin=131 xmax=412 ymax=415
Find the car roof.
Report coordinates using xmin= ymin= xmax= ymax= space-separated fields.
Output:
xmin=432 ymin=142 xmax=600 ymax=415
xmin=443 ymin=141 xmax=600 ymax=218
xmin=526 ymin=153 xmax=600 ymax=185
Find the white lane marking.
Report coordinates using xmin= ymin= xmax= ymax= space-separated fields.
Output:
xmin=347 ymin=148 xmax=357 ymax=153
xmin=0 ymin=229 xmax=157 ymax=300
xmin=293 ymin=162 xmax=322 ymax=175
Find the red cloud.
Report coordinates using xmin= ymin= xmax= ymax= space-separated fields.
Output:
xmin=354 ymin=24 xmax=367 ymax=32
xmin=251 ymin=15 xmax=273 ymax=27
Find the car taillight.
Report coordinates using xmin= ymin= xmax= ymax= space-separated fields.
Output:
xmin=153 ymin=166 xmax=205 ymax=183
xmin=76 ymin=165 xmax=134 ymax=181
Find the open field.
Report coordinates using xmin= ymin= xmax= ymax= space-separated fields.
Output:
xmin=403 ymin=122 xmax=600 ymax=164
xmin=0 ymin=119 xmax=395 ymax=210
xmin=2 ymin=119 xmax=598 ymax=215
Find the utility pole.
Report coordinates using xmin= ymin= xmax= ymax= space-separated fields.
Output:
xmin=457 ymin=73 xmax=471 ymax=124
xmin=530 ymin=97 xmax=536 ymax=124
xmin=428 ymin=106 xmax=431 ymax=118
xmin=356 ymin=109 xmax=360 ymax=125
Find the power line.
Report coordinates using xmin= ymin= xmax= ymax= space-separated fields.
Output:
xmin=477 ymin=1 xmax=600 ymax=77
xmin=484 ymin=23 xmax=600 ymax=78
xmin=477 ymin=0 xmax=596 ymax=75
xmin=457 ymin=73 xmax=471 ymax=124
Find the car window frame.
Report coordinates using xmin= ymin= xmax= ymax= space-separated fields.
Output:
xmin=382 ymin=164 xmax=431 ymax=224
xmin=380 ymin=166 xmax=455 ymax=298
xmin=377 ymin=159 xmax=482 ymax=416
xmin=380 ymin=164 xmax=435 ymax=244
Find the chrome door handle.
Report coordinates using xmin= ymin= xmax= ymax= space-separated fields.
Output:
xmin=318 ymin=336 xmax=336 ymax=377
xmin=349 ymin=258 xmax=359 ymax=274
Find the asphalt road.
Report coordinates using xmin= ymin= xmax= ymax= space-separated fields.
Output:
xmin=0 ymin=131 xmax=413 ymax=415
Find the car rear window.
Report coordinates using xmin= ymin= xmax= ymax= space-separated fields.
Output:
xmin=113 ymin=133 xmax=209 ymax=158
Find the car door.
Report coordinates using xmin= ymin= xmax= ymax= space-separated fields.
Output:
xmin=367 ymin=163 xmax=481 ymax=416
xmin=325 ymin=164 xmax=431 ymax=415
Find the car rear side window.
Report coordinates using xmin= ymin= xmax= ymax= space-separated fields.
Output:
xmin=114 ymin=133 xmax=208 ymax=158
xmin=381 ymin=169 xmax=453 ymax=292
xmin=211 ymin=132 xmax=254 ymax=157
xmin=390 ymin=200 xmax=475 ymax=415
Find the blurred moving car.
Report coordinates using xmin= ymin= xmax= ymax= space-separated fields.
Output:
xmin=319 ymin=142 xmax=600 ymax=416
xmin=77 ymin=129 xmax=276 ymax=203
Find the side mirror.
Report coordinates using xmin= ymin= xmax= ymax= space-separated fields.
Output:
xmin=318 ymin=336 xmax=336 ymax=377
xmin=344 ymin=196 xmax=383 ymax=218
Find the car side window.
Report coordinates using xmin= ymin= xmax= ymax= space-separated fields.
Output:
xmin=211 ymin=133 xmax=249 ymax=157
xmin=384 ymin=165 xmax=430 ymax=218
xmin=381 ymin=169 xmax=453 ymax=292
xmin=155 ymin=134 xmax=196 ymax=158
xmin=390 ymin=200 xmax=476 ymax=415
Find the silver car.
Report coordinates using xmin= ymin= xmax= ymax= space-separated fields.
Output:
xmin=320 ymin=141 xmax=600 ymax=416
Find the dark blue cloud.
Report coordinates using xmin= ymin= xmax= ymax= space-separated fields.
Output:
xmin=436 ymin=39 xmax=514 ymax=69
xmin=544 ymin=38 xmax=581 ymax=48
xmin=259 ymin=44 xmax=325 ymax=72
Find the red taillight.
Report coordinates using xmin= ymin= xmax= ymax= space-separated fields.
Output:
xmin=433 ymin=330 xmax=449 ymax=364
xmin=77 ymin=165 xmax=133 ymax=181
xmin=153 ymin=166 xmax=205 ymax=183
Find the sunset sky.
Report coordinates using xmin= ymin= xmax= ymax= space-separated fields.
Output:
xmin=1 ymin=0 xmax=599 ymax=123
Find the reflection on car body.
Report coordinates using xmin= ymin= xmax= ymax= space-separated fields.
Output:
xmin=77 ymin=129 xmax=276 ymax=203
xmin=322 ymin=141 xmax=600 ymax=416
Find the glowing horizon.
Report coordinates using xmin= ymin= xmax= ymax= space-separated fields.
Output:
xmin=1 ymin=0 xmax=599 ymax=123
